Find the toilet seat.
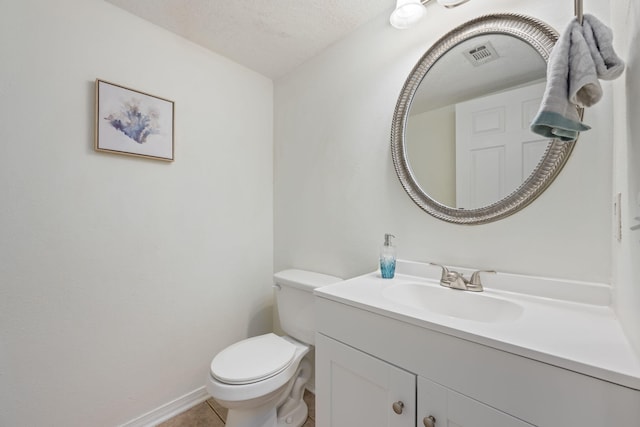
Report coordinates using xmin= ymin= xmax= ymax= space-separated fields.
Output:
xmin=211 ymin=333 xmax=297 ymax=385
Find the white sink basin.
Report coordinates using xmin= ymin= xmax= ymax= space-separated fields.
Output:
xmin=382 ymin=283 xmax=523 ymax=323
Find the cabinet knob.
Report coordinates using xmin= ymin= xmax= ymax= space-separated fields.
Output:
xmin=423 ymin=415 xmax=436 ymax=427
xmin=392 ymin=401 xmax=404 ymax=414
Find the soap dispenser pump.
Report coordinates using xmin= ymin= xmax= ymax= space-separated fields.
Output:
xmin=380 ymin=233 xmax=396 ymax=279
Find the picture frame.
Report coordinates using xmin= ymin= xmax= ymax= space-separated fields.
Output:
xmin=95 ymin=79 xmax=175 ymax=161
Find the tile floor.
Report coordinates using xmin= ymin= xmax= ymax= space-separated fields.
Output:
xmin=157 ymin=390 xmax=315 ymax=427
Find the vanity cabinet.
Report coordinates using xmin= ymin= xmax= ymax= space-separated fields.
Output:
xmin=315 ymin=296 xmax=640 ymax=427
xmin=317 ymin=333 xmax=533 ymax=427
xmin=316 ymin=333 xmax=415 ymax=427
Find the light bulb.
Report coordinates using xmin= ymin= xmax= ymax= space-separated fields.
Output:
xmin=390 ymin=0 xmax=427 ymax=29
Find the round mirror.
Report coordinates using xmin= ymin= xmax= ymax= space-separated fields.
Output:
xmin=391 ymin=14 xmax=577 ymax=224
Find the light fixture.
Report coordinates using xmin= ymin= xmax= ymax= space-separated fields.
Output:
xmin=389 ymin=0 xmax=427 ymax=30
xmin=390 ymin=0 xmax=471 ymax=29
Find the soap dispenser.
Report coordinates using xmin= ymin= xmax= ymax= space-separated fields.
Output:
xmin=380 ymin=233 xmax=396 ymax=279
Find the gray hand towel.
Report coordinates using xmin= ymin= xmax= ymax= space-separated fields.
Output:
xmin=530 ymin=14 xmax=625 ymax=142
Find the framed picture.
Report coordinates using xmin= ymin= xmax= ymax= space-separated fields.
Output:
xmin=95 ymin=79 xmax=174 ymax=161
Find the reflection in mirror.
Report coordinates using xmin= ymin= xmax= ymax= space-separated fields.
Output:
xmin=406 ymin=34 xmax=549 ymax=209
xmin=391 ymin=14 xmax=577 ymax=224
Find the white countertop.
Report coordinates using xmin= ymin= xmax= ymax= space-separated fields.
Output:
xmin=314 ymin=261 xmax=640 ymax=391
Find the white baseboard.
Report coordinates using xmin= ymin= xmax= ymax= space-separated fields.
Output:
xmin=119 ymin=386 xmax=210 ymax=427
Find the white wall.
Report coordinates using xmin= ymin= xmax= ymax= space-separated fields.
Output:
xmin=612 ymin=0 xmax=640 ymax=353
xmin=0 ymin=1 xmax=273 ymax=426
xmin=274 ymin=0 xmax=613 ymax=282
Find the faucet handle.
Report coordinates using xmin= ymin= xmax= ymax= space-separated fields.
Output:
xmin=429 ymin=263 xmax=450 ymax=282
xmin=469 ymin=270 xmax=496 ymax=286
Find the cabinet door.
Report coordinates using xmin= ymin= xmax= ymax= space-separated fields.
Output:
xmin=316 ymin=333 xmax=416 ymax=427
xmin=418 ymin=377 xmax=534 ymax=427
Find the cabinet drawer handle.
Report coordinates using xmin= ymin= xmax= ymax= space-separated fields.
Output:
xmin=392 ymin=401 xmax=404 ymax=414
xmin=423 ymin=415 xmax=436 ymax=427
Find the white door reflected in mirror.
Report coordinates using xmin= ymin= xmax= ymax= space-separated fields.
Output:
xmin=404 ymin=35 xmax=550 ymax=209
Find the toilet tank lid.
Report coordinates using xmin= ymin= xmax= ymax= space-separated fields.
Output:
xmin=274 ymin=269 xmax=342 ymax=291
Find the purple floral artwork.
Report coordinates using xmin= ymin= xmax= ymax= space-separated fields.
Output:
xmin=104 ymin=99 xmax=160 ymax=144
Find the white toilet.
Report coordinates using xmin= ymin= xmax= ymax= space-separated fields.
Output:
xmin=206 ymin=269 xmax=342 ymax=427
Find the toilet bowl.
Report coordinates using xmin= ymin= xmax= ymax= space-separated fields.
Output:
xmin=206 ymin=269 xmax=342 ymax=427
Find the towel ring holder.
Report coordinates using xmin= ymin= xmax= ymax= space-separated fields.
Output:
xmin=574 ymin=0 xmax=586 ymax=120
xmin=575 ymin=0 xmax=584 ymax=24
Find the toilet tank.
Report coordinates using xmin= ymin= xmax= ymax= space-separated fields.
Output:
xmin=274 ymin=269 xmax=342 ymax=345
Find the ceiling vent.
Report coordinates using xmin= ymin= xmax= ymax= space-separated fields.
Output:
xmin=463 ymin=42 xmax=499 ymax=66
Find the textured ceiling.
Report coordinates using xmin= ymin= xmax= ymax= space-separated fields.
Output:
xmin=105 ymin=0 xmax=394 ymax=79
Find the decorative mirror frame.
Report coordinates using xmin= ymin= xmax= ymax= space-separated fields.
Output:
xmin=391 ymin=14 xmax=575 ymax=225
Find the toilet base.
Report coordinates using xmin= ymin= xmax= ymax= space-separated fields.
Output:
xmin=224 ymin=400 xmax=308 ymax=427
xmin=225 ymin=404 xmax=277 ymax=427
xmin=276 ymin=358 xmax=311 ymax=426
xmin=222 ymin=358 xmax=312 ymax=427
xmin=276 ymin=398 xmax=308 ymax=427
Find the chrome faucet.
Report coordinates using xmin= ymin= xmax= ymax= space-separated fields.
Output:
xmin=429 ymin=263 xmax=495 ymax=292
